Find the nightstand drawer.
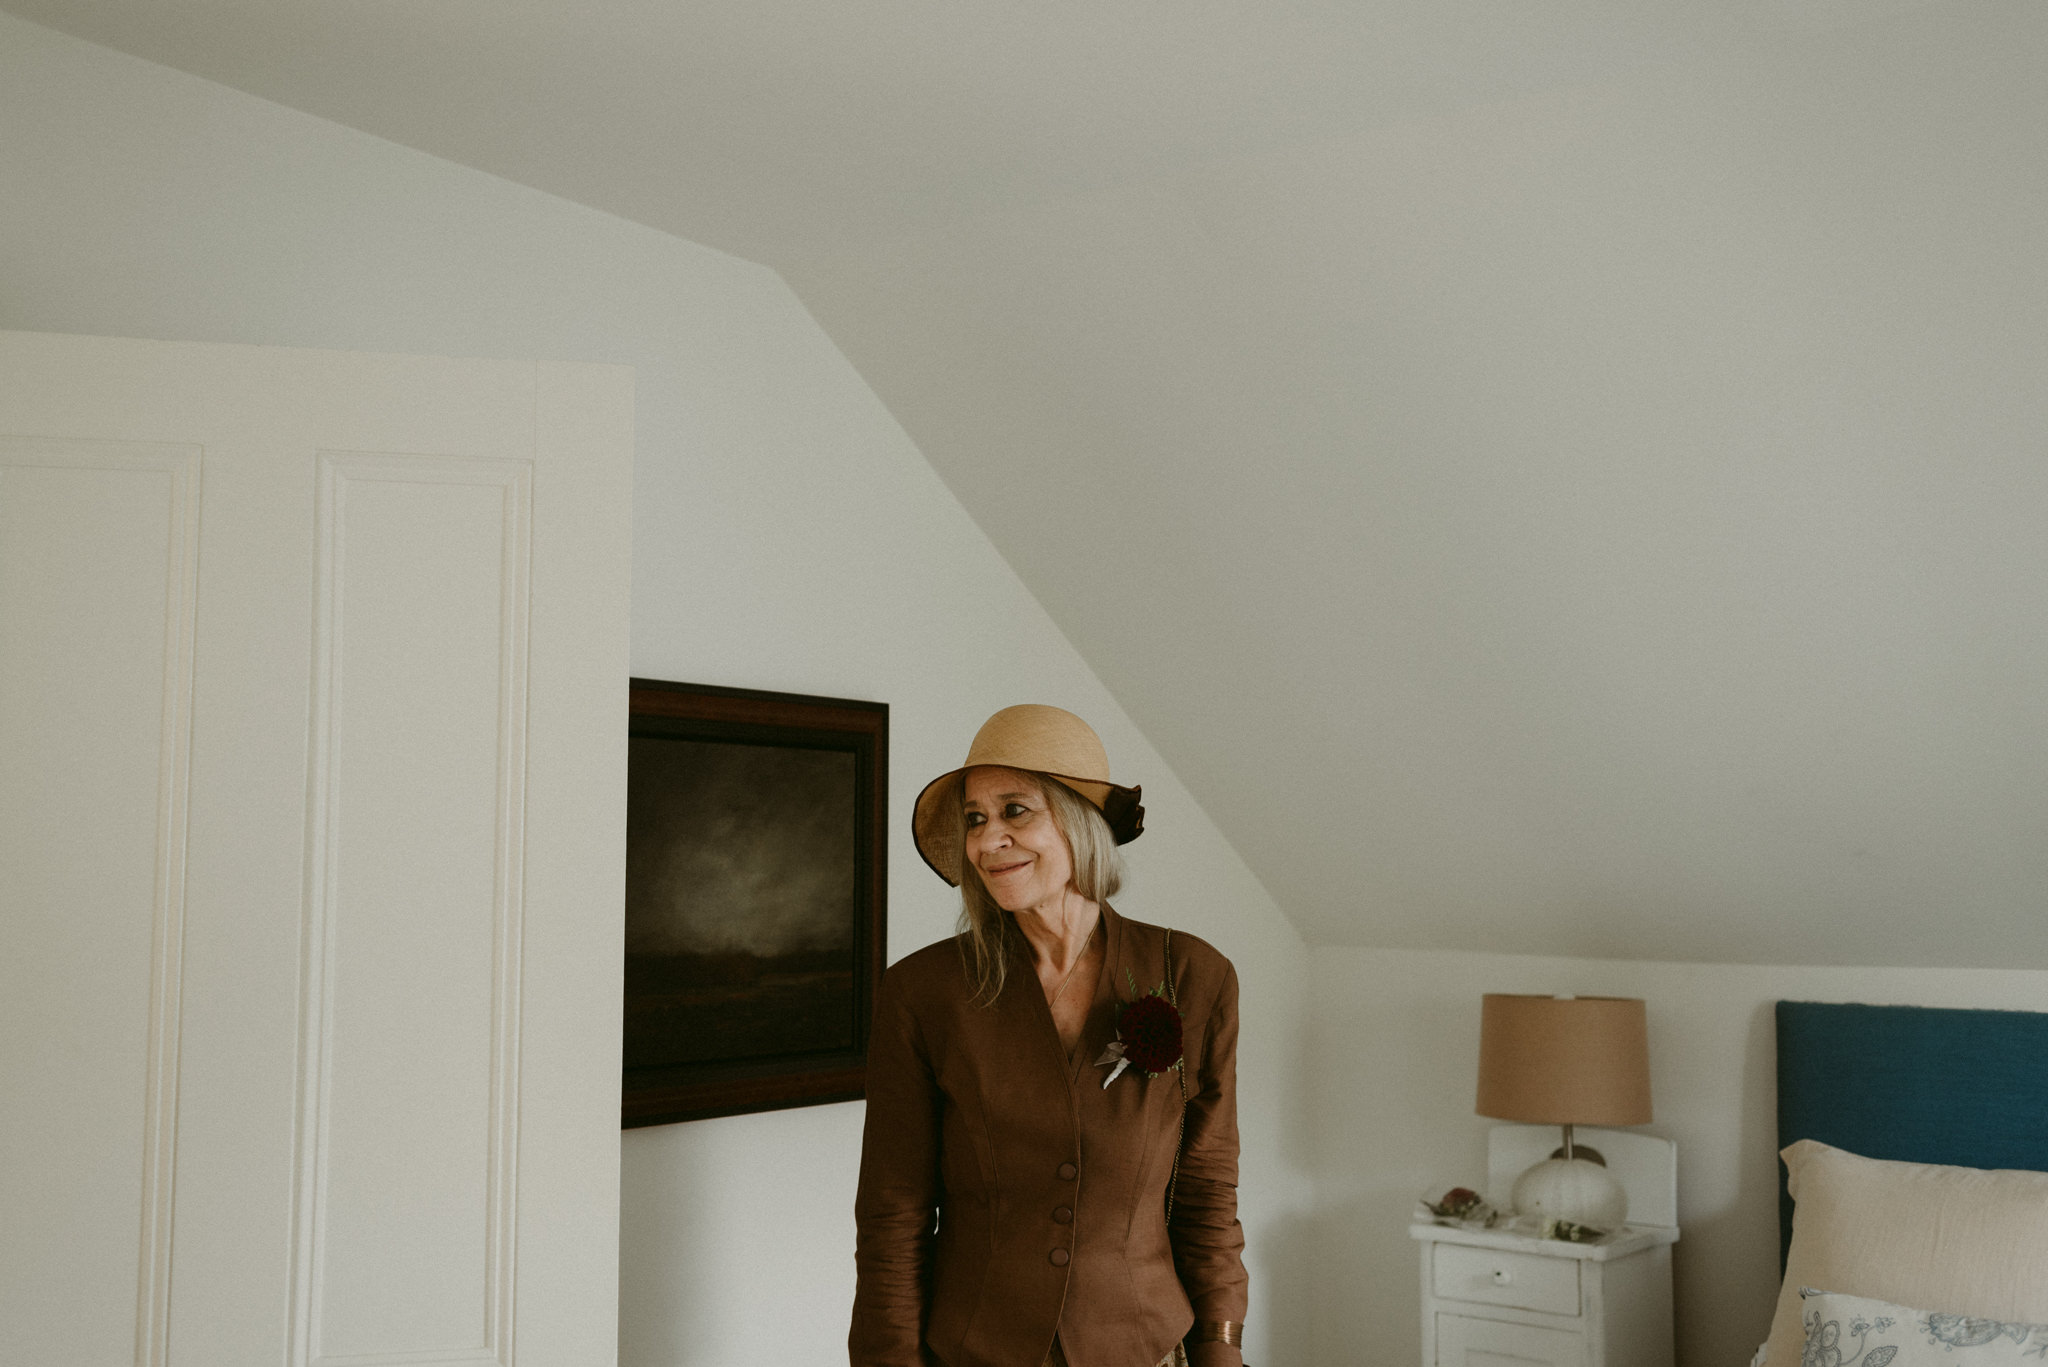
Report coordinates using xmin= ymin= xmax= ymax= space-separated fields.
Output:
xmin=1431 ymin=1244 xmax=1581 ymax=1316
xmin=1436 ymin=1313 xmax=1586 ymax=1367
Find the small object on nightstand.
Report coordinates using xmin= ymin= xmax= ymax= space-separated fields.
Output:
xmin=1428 ymin=1187 xmax=1486 ymax=1219
xmin=1422 ymin=1186 xmax=1500 ymax=1227
xmin=1411 ymin=1125 xmax=1678 ymax=1367
xmin=1538 ymin=1217 xmax=1608 ymax=1243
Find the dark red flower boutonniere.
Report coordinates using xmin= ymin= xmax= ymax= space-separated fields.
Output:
xmin=1095 ymin=971 xmax=1184 ymax=1089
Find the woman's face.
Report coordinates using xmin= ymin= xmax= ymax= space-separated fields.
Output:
xmin=962 ymin=766 xmax=1075 ymax=913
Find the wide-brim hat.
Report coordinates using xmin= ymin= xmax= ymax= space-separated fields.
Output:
xmin=914 ymin=704 xmax=1145 ymax=886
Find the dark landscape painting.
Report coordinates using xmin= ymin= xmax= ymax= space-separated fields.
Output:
xmin=625 ymin=737 xmax=856 ymax=1066
xmin=622 ymin=680 xmax=885 ymax=1126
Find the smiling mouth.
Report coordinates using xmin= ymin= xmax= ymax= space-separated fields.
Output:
xmin=985 ymin=860 xmax=1030 ymax=877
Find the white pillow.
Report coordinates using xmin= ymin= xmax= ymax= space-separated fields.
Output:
xmin=1800 ymin=1288 xmax=2048 ymax=1366
xmin=1764 ymin=1140 xmax=2048 ymax=1367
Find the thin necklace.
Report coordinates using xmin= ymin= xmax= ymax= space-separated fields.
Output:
xmin=1046 ymin=921 xmax=1097 ymax=1011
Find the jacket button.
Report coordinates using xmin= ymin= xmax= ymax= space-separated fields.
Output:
xmin=1049 ymin=1248 xmax=1070 ymax=1266
xmin=1057 ymin=1162 xmax=1077 ymax=1180
xmin=1053 ymin=1206 xmax=1073 ymax=1224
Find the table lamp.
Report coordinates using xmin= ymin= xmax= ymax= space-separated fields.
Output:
xmin=1475 ymin=992 xmax=1652 ymax=1229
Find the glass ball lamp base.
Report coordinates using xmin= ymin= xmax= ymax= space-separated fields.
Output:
xmin=1510 ymin=1155 xmax=1628 ymax=1228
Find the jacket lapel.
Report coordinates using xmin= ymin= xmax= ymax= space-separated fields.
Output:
xmin=1072 ymin=903 xmax=1128 ymax=1088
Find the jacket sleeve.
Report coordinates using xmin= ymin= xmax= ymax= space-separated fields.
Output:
xmin=1168 ymin=958 xmax=1248 ymax=1325
xmin=849 ymin=964 xmax=942 ymax=1367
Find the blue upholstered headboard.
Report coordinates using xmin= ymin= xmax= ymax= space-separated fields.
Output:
xmin=1775 ymin=999 xmax=2048 ymax=1268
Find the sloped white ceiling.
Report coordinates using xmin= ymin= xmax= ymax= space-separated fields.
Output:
xmin=10 ymin=0 xmax=2046 ymax=966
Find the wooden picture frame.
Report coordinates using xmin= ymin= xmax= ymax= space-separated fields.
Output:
xmin=622 ymin=679 xmax=886 ymax=1127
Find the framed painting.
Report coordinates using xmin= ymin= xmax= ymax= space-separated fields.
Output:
xmin=622 ymin=679 xmax=887 ymax=1127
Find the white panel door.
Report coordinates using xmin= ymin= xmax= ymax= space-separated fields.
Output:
xmin=0 ymin=331 xmax=632 ymax=1367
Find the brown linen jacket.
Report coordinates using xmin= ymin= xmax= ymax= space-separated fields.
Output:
xmin=850 ymin=904 xmax=1247 ymax=1367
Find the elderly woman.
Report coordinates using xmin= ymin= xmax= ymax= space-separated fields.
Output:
xmin=850 ymin=705 xmax=1247 ymax=1367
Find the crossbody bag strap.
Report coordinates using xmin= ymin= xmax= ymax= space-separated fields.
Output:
xmin=1164 ymin=928 xmax=1188 ymax=1227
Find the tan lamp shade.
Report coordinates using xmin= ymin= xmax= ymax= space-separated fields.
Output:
xmin=1476 ymin=993 xmax=1653 ymax=1126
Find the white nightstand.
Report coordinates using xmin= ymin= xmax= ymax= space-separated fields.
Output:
xmin=1411 ymin=1126 xmax=1679 ymax=1367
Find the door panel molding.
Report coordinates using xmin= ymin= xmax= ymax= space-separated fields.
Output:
xmin=0 ymin=437 xmax=199 ymax=1367
xmin=290 ymin=452 xmax=533 ymax=1367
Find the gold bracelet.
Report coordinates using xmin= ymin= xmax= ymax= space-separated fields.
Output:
xmin=1189 ymin=1321 xmax=1244 ymax=1347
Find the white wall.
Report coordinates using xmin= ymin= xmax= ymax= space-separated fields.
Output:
xmin=1310 ymin=948 xmax=2048 ymax=1367
xmin=0 ymin=14 xmax=1313 ymax=1365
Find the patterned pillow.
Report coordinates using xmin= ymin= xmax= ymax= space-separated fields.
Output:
xmin=1800 ymin=1289 xmax=2048 ymax=1366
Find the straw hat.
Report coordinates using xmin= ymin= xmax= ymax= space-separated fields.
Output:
xmin=913 ymin=704 xmax=1145 ymax=886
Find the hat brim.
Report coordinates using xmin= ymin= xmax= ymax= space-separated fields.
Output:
xmin=913 ymin=767 xmax=1145 ymax=887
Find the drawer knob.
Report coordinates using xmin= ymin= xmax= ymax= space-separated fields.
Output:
xmin=1491 ymin=1269 xmax=1515 ymax=1286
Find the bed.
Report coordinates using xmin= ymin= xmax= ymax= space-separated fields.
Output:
xmin=1760 ymin=1000 xmax=2048 ymax=1366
